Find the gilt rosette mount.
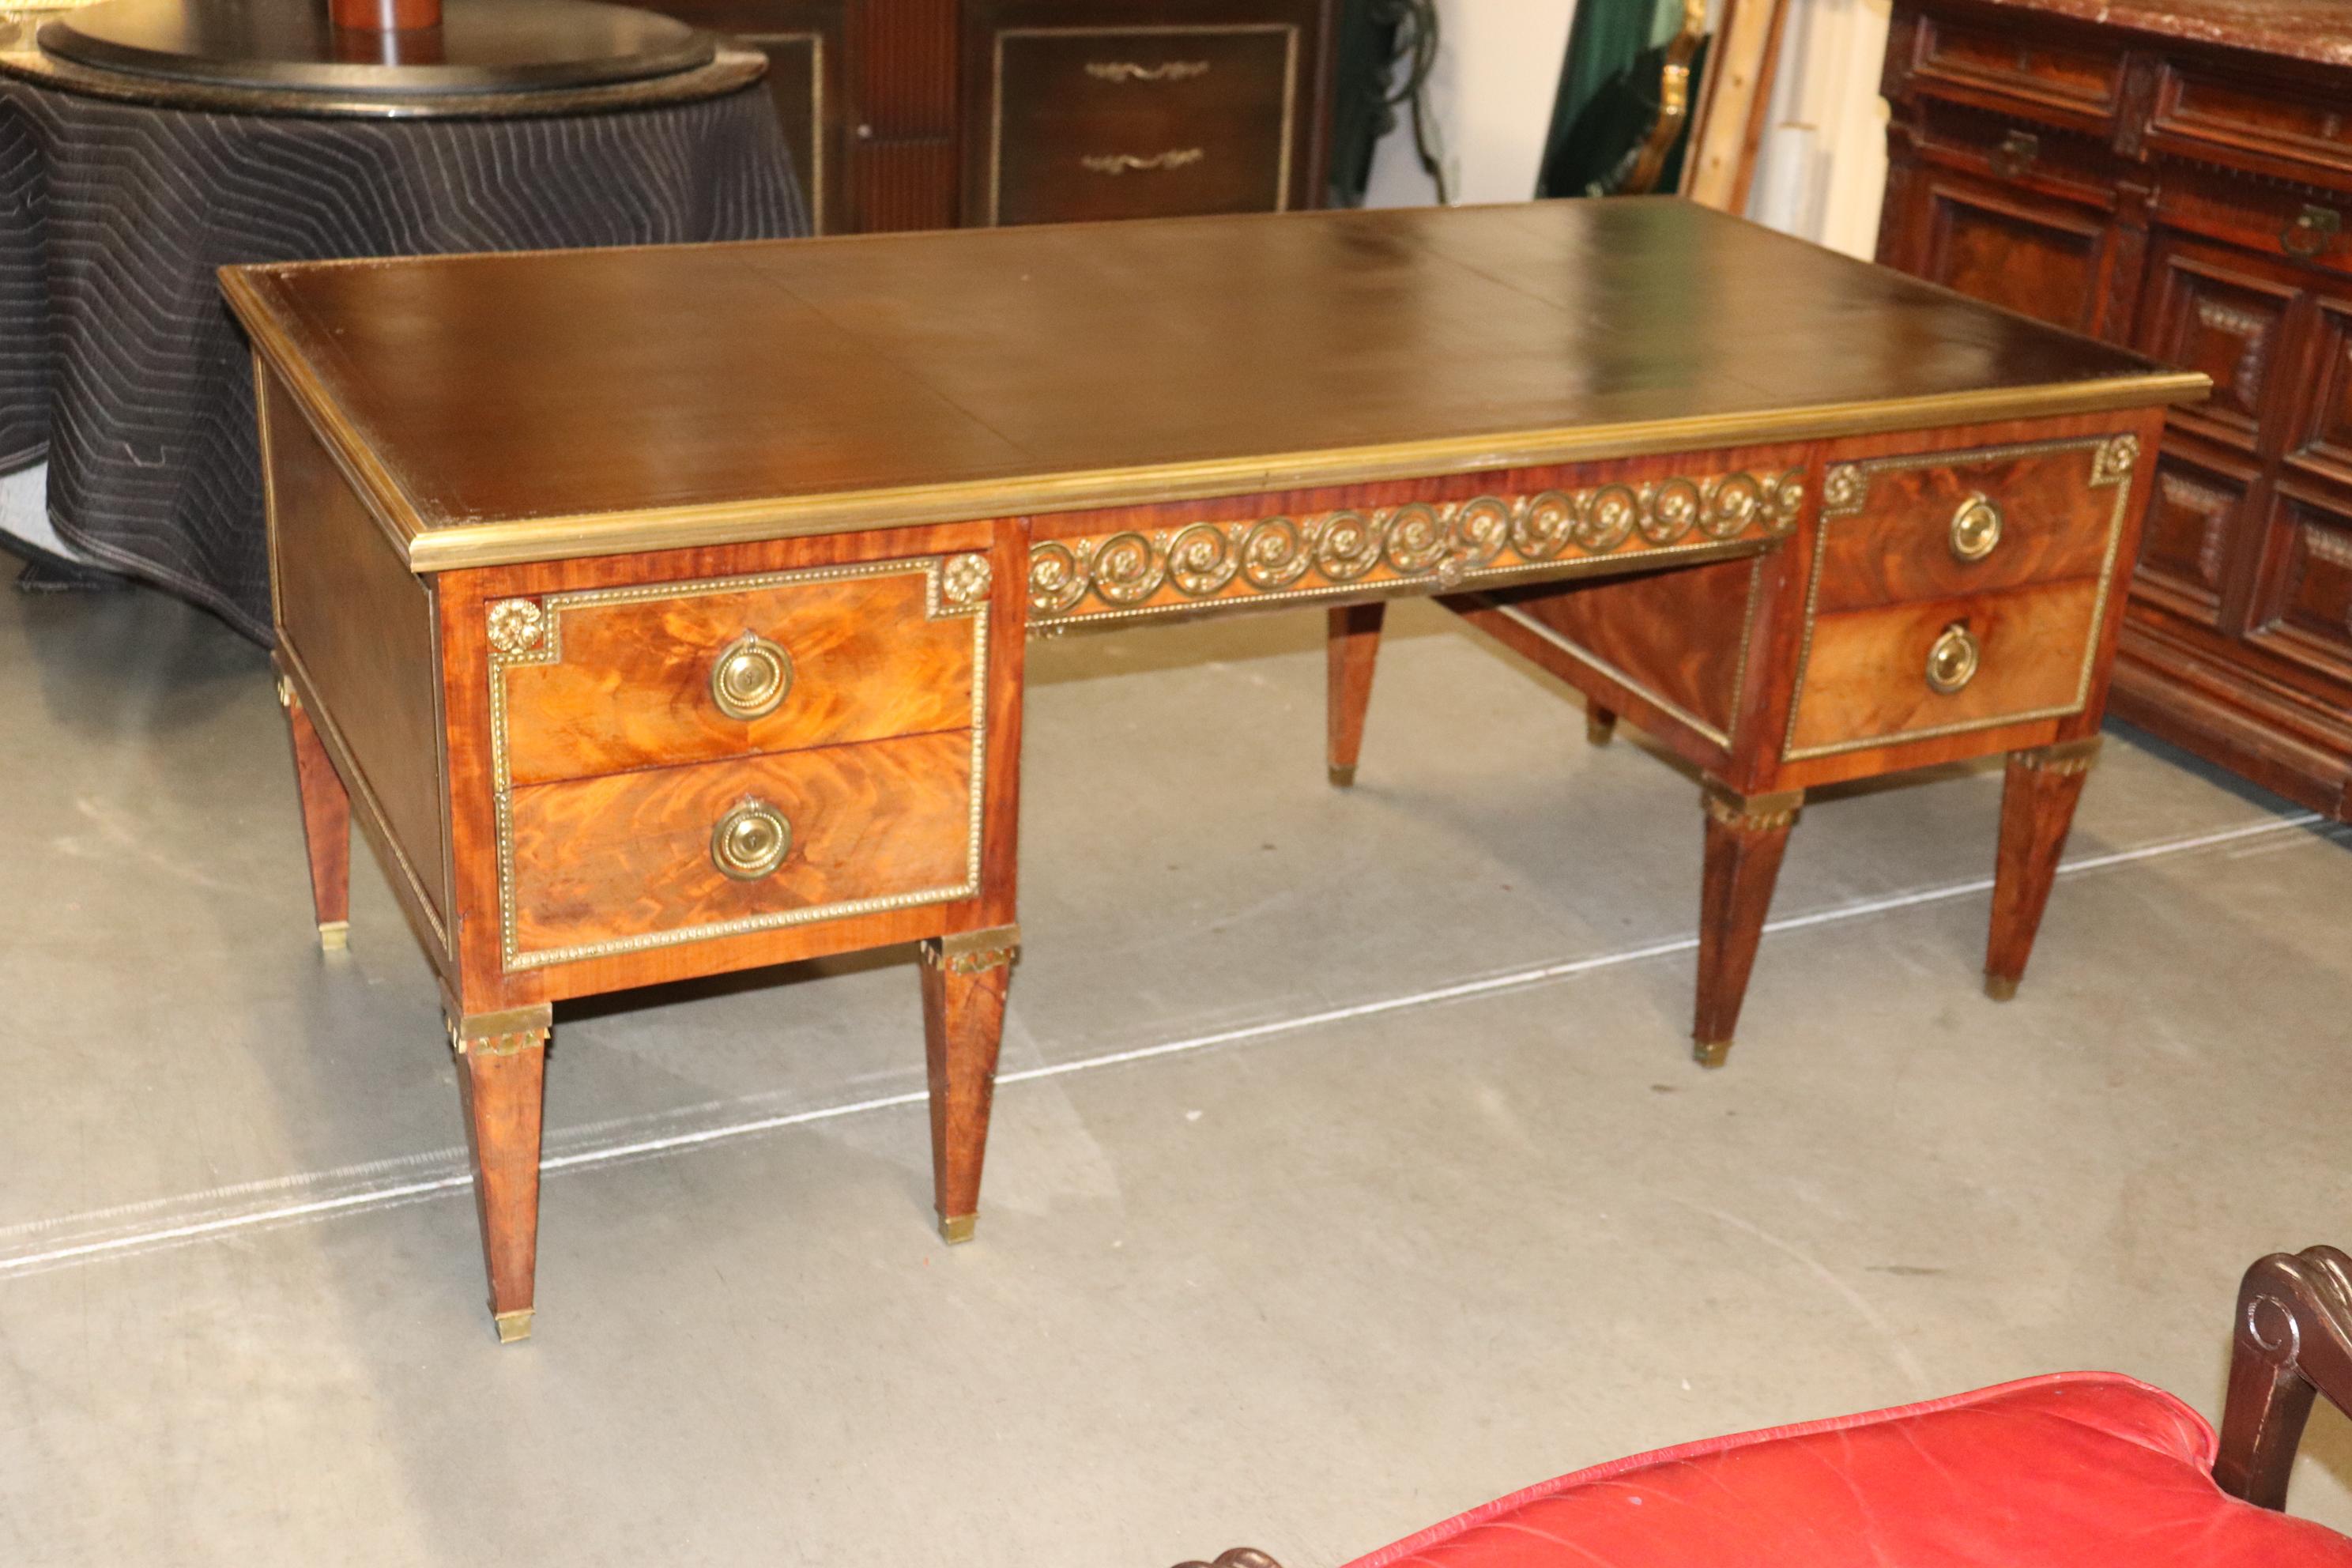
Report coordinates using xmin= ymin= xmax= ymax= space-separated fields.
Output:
xmin=1029 ymin=469 xmax=1804 ymax=628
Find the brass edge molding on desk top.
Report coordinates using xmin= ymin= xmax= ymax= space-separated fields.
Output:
xmin=397 ymin=375 xmax=2208 ymax=573
xmin=214 ymin=276 xmax=2207 ymax=575
xmin=222 ymin=268 xmax=429 ymax=567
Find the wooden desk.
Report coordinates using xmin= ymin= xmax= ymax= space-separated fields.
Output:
xmin=221 ymin=199 xmax=2206 ymax=1341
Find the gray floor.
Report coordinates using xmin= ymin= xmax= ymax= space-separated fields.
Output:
xmin=2 ymin=553 xmax=2349 ymax=1567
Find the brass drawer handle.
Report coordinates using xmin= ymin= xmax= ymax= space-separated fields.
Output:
xmin=710 ymin=631 xmax=793 ymax=720
xmin=1949 ymin=492 xmax=2004 ymax=561
xmin=711 ymin=797 xmax=792 ymax=880
xmin=1081 ymin=149 xmax=1206 ymax=175
xmin=2283 ymin=202 xmax=2340 ymax=258
xmin=1084 ymin=60 xmax=1209 ymax=84
xmin=1925 ymin=623 xmax=1981 ymax=695
xmin=1989 ymin=128 xmax=2039 ymax=179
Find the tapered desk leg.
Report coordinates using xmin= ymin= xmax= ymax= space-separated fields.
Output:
xmin=1325 ymin=601 xmax=1385 ymax=787
xmin=277 ymin=676 xmax=351 ymax=950
xmin=1694 ymin=784 xmax=1802 ymax=1068
xmin=1984 ymin=737 xmax=2101 ymax=1001
xmin=1585 ymin=703 xmax=1617 ymax=746
xmin=450 ymin=1006 xmax=550 ymax=1344
xmin=921 ymin=926 xmax=1019 ymax=1243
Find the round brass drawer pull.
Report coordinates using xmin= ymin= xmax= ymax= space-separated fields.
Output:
xmin=1926 ymin=623 xmax=1981 ymax=695
xmin=710 ymin=797 xmax=792 ymax=880
xmin=710 ymin=632 xmax=793 ymax=720
xmin=1950 ymin=493 xmax=2003 ymax=562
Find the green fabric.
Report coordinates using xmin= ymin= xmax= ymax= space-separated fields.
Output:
xmin=1536 ymin=0 xmax=1677 ymax=199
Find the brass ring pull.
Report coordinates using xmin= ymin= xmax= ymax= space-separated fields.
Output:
xmin=710 ymin=797 xmax=791 ymax=880
xmin=1949 ymin=493 xmax=2003 ymax=562
xmin=2284 ymin=202 xmax=2341 ymax=258
xmin=709 ymin=631 xmax=793 ymax=721
xmin=1926 ymin=623 xmax=1981 ymax=695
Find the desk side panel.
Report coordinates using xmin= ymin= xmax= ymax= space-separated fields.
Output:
xmin=262 ymin=362 xmax=452 ymax=950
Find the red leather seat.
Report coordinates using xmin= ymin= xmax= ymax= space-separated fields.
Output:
xmin=1345 ymin=1373 xmax=2352 ymax=1568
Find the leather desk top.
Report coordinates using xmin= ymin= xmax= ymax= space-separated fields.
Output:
xmin=220 ymin=198 xmax=2205 ymax=572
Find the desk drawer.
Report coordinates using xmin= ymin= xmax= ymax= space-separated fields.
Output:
xmin=982 ymin=24 xmax=1300 ymax=225
xmin=1813 ymin=440 xmax=2124 ymax=614
xmin=497 ymin=560 xmax=986 ymax=788
xmin=1787 ymin=580 xmax=2102 ymax=756
xmin=506 ymin=730 xmax=978 ymax=963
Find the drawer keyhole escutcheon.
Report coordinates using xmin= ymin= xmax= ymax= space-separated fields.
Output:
xmin=1926 ymin=623 xmax=1982 ymax=695
xmin=1950 ymin=493 xmax=2003 ymax=561
xmin=710 ymin=631 xmax=793 ymax=721
xmin=712 ymin=797 xmax=792 ymax=880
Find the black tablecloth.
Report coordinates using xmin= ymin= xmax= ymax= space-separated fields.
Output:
xmin=0 ymin=58 xmax=805 ymax=639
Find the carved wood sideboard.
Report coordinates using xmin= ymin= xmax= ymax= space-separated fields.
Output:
xmin=629 ymin=0 xmax=1333 ymax=235
xmin=1878 ymin=0 xmax=2352 ymax=820
xmin=223 ymin=199 xmax=2202 ymax=1340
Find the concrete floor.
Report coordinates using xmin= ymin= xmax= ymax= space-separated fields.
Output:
xmin=2 ymin=551 xmax=2349 ymax=1566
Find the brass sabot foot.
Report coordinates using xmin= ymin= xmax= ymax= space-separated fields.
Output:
xmin=1692 ymin=1038 xmax=1732 ymax=1069
xmin=1984 ymin=973 xmax=2020 ymax=1002
xmin=318 ymin=921 xmax=349 ymax=952
xmin=937 ymin=1212 xmax=978 ymax=1245
xmin=1585 ymin=710 xmax=1616 ymax=746
xmin=492 ymin=1309 xmax=534 ymax=1344
xmin=1327 ymin=763 xmax=1357 ymax=788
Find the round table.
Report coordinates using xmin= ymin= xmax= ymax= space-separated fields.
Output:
xmin=0 ymin=17 xmax=804 ymax=639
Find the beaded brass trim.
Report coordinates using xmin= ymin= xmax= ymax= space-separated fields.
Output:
xmin=486 ymin=557 xmax=989 ymax=972
xmin=1030 ymin=470 xmax=1804 ymax=629
xmin=1786 ymin=435 xmax=2139 ymax=762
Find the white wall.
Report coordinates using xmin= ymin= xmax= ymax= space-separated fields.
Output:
xmin=1362 ymin=0 xmax=1581 ymax=209
xmin=1747 ymin=0 xmax=1891 ymax=257
xmin=1361 ymin=0 xmax=1893 ymax=259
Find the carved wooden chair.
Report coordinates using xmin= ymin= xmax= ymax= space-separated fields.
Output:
xmin=1182 ymin=1247 xmax=2352 ymax=1567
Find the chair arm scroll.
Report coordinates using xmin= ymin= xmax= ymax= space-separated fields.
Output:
xmin=2215 ymin=1246 xmax=2352 ymax=1509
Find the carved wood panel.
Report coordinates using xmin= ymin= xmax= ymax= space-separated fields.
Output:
xmin=2247 ymin=490 xmax=2352 ymax=682
xmin=2137 ymin=447 xmax=2251 ymax=626
xmin=1913 ymin=170 xmax=2114 ymax=334
xmin=2136 ymin=239 xmax=2299 ymax=454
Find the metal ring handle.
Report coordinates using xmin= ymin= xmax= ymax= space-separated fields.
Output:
xmin=1949 ymin=493 xmax=2004 ymax=562
xmin=710 ymin=798 xmax=791 ymax=880
xmin=710 ymin=632 xmax=793 ymax=721
xmin=2284 ymin=202 xmax=2341 ymax=258
xmin=1925 ymin=623 xmax=1981 ymax=695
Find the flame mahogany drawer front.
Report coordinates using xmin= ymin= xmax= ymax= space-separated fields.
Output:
xmin=1811 ymin=440 xmax=2125 ymax=614
xmin=982 ymin=24 xmax=1301 ymax=226
xmin=506 ymin=730 xmax=981 ymax=966
xmin=1785 ymin=436 xmax=2138 ymax=758
xmin=497 ymin=560 xmax=984 ymax=788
